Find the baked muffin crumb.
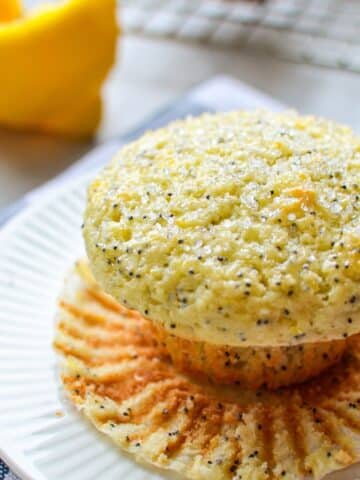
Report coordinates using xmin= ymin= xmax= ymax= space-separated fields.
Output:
xmin=84 ymin=110 xmax=360 ymax=347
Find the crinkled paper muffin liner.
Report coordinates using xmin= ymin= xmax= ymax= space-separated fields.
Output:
xmin=54 ymin=261 xmax=360 ymax=480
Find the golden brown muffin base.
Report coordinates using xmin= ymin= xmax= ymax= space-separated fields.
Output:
xmin=154 ymin=326 xmax=347 ymax=389
xmin=54 ymin=261 xmax=360 ymax=480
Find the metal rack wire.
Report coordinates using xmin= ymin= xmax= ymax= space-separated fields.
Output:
xmin=122 ymin=0 xmax=360 ymax=72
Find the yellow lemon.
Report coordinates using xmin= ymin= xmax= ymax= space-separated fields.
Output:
xmin=0 ymin=0 xmax=118 ymax=137
xmin=0 ymin=0 xmax=21 ymax=22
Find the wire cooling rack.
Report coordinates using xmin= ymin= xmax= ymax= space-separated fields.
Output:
xmin=122 ymin=0 xmax=360 ymax=73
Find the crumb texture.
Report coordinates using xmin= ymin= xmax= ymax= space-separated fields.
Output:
xmin=84 ymin=111 xmax=360 ymax=345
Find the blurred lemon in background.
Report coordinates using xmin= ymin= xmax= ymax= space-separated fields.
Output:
xmin=0 ymin=0 xmax=118 ymax=137
xmin=0 ymin=0 xmax=22 ymax=21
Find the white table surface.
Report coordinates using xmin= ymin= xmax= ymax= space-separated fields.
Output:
xmin=1 ymin=33 xmax=359 ymax=209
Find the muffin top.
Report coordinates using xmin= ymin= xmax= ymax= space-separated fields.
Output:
xmin=84 ymin=111 xmax=359 ymax=346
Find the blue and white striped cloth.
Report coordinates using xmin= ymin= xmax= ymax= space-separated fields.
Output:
xmin=0 ymin=76 xmax=283 ymax=479
xmin=0 ymin=463 xmax=18 ymax=480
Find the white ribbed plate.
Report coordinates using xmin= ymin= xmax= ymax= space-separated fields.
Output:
xmin=0 ymin=173 xmax=177 ymax=480
xmin=0 ymin=172 xmax=358 ymax=480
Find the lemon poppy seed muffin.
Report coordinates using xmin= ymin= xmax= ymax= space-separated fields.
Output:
xmin=84 ymin=110 xmax=360 ymax=388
